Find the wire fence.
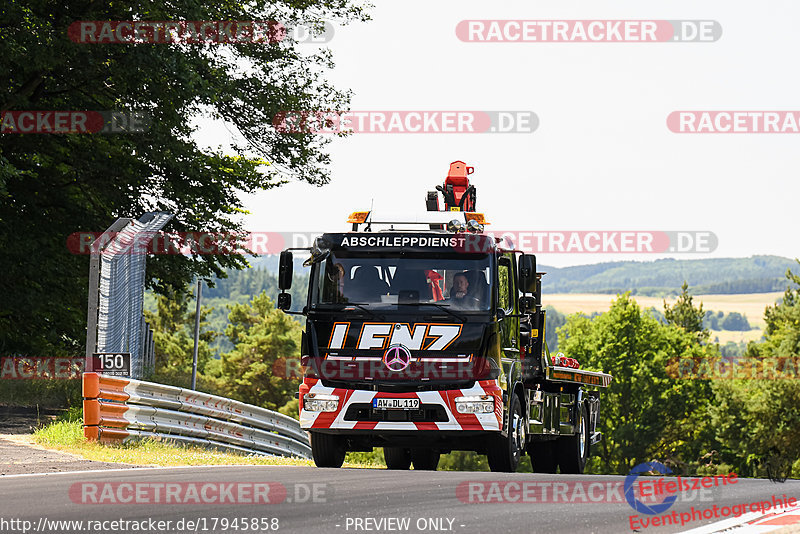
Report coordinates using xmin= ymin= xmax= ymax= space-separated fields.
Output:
xmin=90 ymin=212 xmax=172 ymax=378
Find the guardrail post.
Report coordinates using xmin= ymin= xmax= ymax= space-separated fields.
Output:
xmin=82 ymin=372 xmax=100 ymax=441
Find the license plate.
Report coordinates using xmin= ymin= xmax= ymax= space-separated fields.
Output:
xmin=372 ymin=398 xmax=420 ymax=410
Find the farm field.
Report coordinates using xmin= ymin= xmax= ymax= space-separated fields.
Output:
xmin=545 ymin=292 xmax=784 ymax=330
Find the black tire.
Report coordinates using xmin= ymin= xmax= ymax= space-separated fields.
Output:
xmin=384 ymin=447 xmax=412 ymax=470
xmin=487 ymin=395 xmax=525 ymax=473
xmin=557 ymin=403 xmax=589 ymax=474
xmin=310 ymin=432 xmax=346 ymax=468
xmin=411 ymin=449 xmax=440 ymax=470
xmin=528 ymin=440 xmax=558 ymax=473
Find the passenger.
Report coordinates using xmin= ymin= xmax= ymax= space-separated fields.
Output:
xmin=446 ymin=273 xmax=479 ymax=310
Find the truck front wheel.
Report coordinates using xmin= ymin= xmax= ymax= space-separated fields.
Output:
xmin=384 ymin=447 xmax=412 ymax=470
xmin=310 ymin=432 xmax=346 ymax=468
xmin=487 ymin=395 xmax=525 ymax=472
xmin=411 ymin=449 xmax=440 ymax=470
xmin=528 ymin=440 xmax=558 ymax=473
xmin=557 ymin=403 xmax=589 ymax=474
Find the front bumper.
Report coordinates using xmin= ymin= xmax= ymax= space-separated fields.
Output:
xmin=299 ymin=378 xmax=503 ymax=432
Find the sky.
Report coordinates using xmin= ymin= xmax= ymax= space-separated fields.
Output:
xmin=194 ymin=1 xmax=799 ymax=268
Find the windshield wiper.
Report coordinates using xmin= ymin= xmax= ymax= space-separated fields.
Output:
xmin=398 ymin=302 xmax=467 ymax=323
xmin=313 ymin=302 xmax=384 ymax=320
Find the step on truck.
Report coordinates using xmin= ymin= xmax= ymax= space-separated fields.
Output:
xmin=277 ymin=161 xmax=612 ymax=472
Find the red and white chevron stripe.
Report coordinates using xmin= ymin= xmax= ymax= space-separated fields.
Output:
xmin=299 ymin=378 xmax=503 ymax=431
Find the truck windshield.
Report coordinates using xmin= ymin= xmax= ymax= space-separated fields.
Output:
xmin=311 ymin=252 xmax=491 ymax=311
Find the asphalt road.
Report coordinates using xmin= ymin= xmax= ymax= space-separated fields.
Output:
xmin=1 ymin=466 xmax=797 ymax=534
xmin=0 ymin=434 xmax=138 ymax=475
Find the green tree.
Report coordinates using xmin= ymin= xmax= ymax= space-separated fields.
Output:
xmin=219 ymin=291 xmax=300 ymax=409
xmin=664 ymin=281 xmax=708 ymax=340
xmin=559 ymin=293 xmax=715 ymax=474
xmin=721 ymin=312 xmax=750 ymax=331
xmin=703 ymin=311 xmax=720 ymax=331
xmin=0 ymin=1 xmax=369 ymax=356
xmin=145 ymin=286 xmax=218 ymax=390
xmin=708 ymin=262 xmax=800 ymax=477
xmin=544 ymin=306 xmax=565 ymax=351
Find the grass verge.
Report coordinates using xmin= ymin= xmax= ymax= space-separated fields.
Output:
xmin=33 ymin=420 xmax=382 ymax=469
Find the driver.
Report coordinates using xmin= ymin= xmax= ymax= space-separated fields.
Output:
xmin=446 ymin=272 xmax=479 ymax=310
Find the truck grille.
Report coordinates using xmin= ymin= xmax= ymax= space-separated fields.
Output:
xmin=343 ymin=403 xmax=448 ymax=423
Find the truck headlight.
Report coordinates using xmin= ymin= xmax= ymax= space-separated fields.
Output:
xmin=455 ymin=395 xmax=494 ymax=414
xmin=304 ymin=393 xmax=340 ymax=412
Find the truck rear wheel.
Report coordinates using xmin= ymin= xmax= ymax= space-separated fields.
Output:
xmin=557 ymin=403 xmax=589 ymax=474
xmin=384 ymin=447 xmax=412 ymax=470
xmin=528 ymin=440 xmax=558 ymax=473
xmin=487 ymin=395 xmax=525 ymax=472
xmin=411 ymin=449 xmax=440 ymax=470
xmin=310 ymin=432 xmax=346 ymax=468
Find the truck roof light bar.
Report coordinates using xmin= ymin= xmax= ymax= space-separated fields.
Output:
xmin=346 ymin=211 xmax=370 ymax=224
xmin=464 ymin=212 xmax=489 ymax=225
xmin=348 ymin=211 xmax=489 ymax=232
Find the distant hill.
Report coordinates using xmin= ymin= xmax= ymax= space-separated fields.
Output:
xmin=538 ymin=255 xmax=798 ymax=295
xmin=246 ymin=254 xmax=309 ymax=273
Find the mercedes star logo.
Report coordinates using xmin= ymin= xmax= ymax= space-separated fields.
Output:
xmin=383 ymin=344 xmax=412 ymax=372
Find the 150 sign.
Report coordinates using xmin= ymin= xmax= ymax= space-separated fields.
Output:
xmin=92 ymin=352 xmax=131 ymax=377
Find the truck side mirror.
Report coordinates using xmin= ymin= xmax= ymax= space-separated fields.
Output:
xmin=279 ymin=250 xmax=293 ymax=290
xmin=277 ymin=292 xmax=292 ymax=311
xmin=518 ymin=254 xmax=537 ymax=294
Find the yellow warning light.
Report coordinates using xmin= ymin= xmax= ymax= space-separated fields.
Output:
xmin=346 ymin=211 xmax=370 ymax=224
xmin=465 ymin=212 xmax=489 ymax=225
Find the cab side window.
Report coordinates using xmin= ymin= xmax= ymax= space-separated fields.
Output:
xmin=498 ymin=258 xmax=512 ymax=312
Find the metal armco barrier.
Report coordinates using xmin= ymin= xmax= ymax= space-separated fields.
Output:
xmin=82 ymin=373 xmax=311 ymax=459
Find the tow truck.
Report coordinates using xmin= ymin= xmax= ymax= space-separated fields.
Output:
xmin=277 ymin=161 xmax=612 ymax=472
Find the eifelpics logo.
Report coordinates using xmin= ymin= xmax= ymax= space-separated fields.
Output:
xmin=625 ymin=462 xmax=677 ymax=515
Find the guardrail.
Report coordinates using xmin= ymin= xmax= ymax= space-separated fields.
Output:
xmin=82 ymin=372 xmax=311 ymax=459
